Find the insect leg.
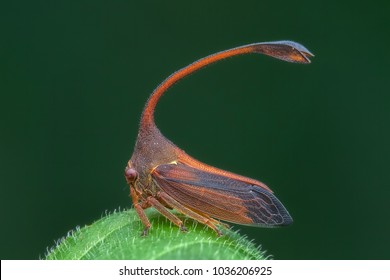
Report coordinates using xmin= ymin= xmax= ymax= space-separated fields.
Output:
xmin=146 ymin=196 xmax=188 ymax=232
xmin=130 ymin=187 xmax=151 ymax=236
xmin=157 ymin=191 xmax=223 ymax=236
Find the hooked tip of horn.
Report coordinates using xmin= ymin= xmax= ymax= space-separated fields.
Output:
xmin=251 ymin=40 xmax=314 ymax=64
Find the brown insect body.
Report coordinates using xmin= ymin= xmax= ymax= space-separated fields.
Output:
xmin=125 ymin=41 xmax=313 ymax=235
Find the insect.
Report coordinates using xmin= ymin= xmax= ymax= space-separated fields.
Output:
xmin=125 ymin=41 xmax=313 ymax=236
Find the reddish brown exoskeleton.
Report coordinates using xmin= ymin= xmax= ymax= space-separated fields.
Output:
xmin=125 ymin=41 xmax=313 ymax=236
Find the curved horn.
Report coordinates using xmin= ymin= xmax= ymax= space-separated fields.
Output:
xmin=140 ymin=41 xmax=314 ymax=127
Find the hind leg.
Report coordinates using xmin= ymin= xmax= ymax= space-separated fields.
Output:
xmin=146 ymin=196 xmax=188 ymax=232
xmin=157 ymin=191 xmax=223 ymax=236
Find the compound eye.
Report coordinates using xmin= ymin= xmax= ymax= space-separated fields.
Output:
xmin=125 ymin=167 xmax=138 ymax=181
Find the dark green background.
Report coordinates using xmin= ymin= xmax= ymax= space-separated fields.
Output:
xmin=1 ymin=1 xmax=389 ymax=259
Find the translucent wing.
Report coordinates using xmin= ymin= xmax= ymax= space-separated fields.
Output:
xmin=152 ymin=162 xmax=293 ymax=227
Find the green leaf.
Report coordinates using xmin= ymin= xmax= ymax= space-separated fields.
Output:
xmin=46 ymin=209 xmax=268 ymax=260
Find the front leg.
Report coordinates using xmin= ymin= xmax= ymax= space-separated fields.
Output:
xmin=130 ymin=187 xmax=151 ymax=236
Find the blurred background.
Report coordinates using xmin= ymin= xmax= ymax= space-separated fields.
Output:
xmin=1 ymin=1 xmax=389 ymax=259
